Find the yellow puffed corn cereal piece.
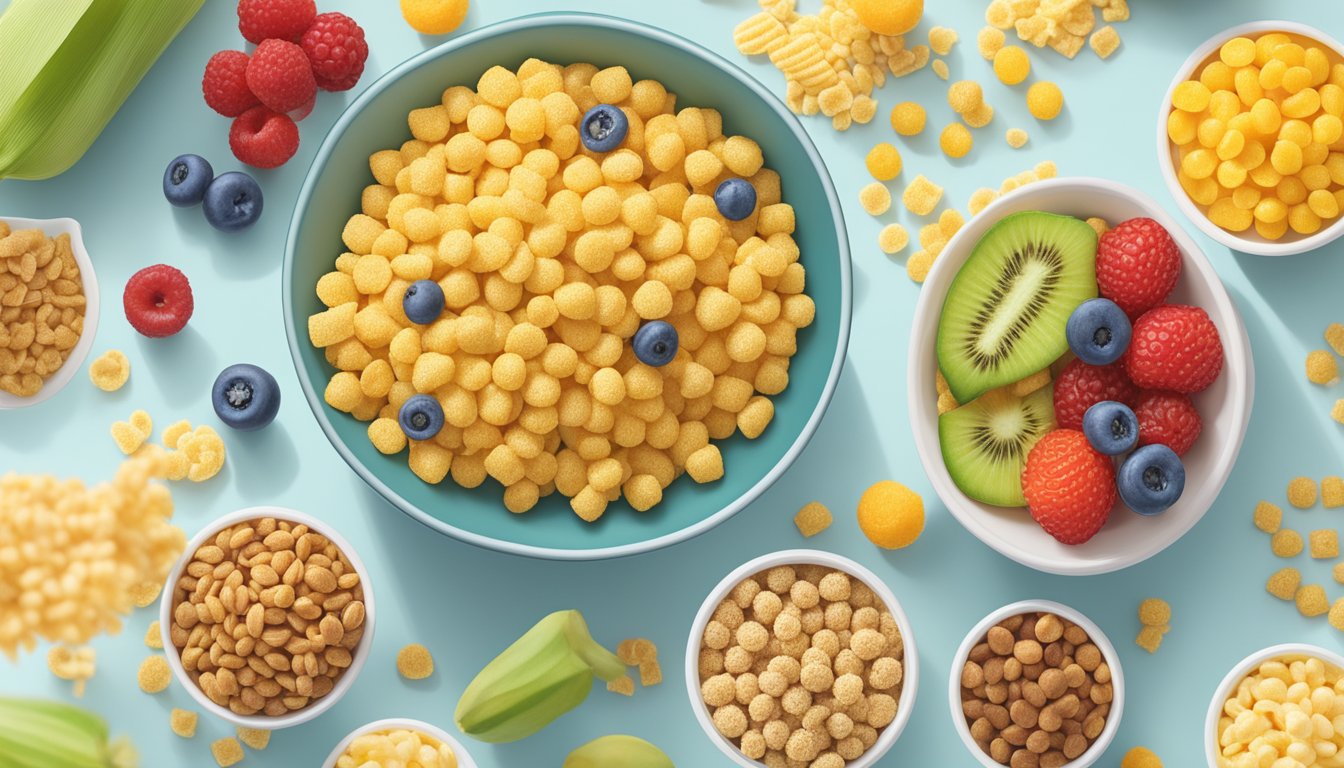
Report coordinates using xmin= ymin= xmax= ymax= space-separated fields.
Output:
xmin=89 ymin=350 xmax=130 ymax=392
xmin=130 ymin=579 xmax=160 ymax=608
xmin=1335 ymin=399 xmax=1344 ymax=425
xmin=865 ymin=143 xmax=902 ymax=181
xmin=1090 ymin=26 xmax=1121 ymax=60
xmin=1086 ymin=217 xmax=1110 ymax=236
xmin=1138 ymin=598 xmax=1171 ymax=627
xmin=237 ymin=728 xmax=270 ymax=751
xmin=890 ymin=102 xmax=926 ymax=136
xmin=1027 ymin=81 xmax=1064 ymax=120
xmin=1005 ymin=128 xmax=1029 ymax=148
xmin=947 ymin=80 xmax=984 ymax=115
xmin=794 ymin=501 xmax=833 ymax=537
xmin=1330 ymin=598 xmax=1344 ymax=631
xmin=111 ymin=418 xmax=148 ymax=455
xmin=144 ymin=620 xmax=162 ymax=649
xmin=138 ymin=655 xmax=170 ymax=693
xmin=639 ymin=658 xmax=662 ymax=687
xmin=1134 ymin=625 xmax=1167 ymax=654
xmin=1307 ymin=349 xmax=1339 ymax=384
xmin=902 ymin=175 xmax=943 ymax=216
xmin=931 ymin=60 xmax=949 ymax=81
xmin=857 ymin=479 xmax=924 ymax=549
xmin=1288 ymin=476 xmax=1318 ymax=508
xmin=1323 ymin=476 xmax=1344 ymax=508
xmin=929 ymin=26 xmax=958 ymax=56
xmin=1267 ymin=567 xmax=1301 ymax=600
xmin=606 ymin=675 xmax=635 ymax=696
xmin=1297 ymin=584 xmax=1329 ymax=617
xmin=1120 ymin=747 xmax=1163 ymax=768
xmin=906 ymin=250 xmax=934 ymax=283
xmin=397 ymin=643 xmax=435 ymax=680
xmin=878 ymin=224 xmax=909 ymax=255
xmin=993 ymin=46 xmax=1030 ymax=85
xmin=686 ymin=444 xmax=725 ymax=483
xmin=859 ymin=183 xmax=892 ymax=216
xmin=211 ymin=737 xmax=244 ymax=768
xmin=978 ymin=27 xmax=1005 ymax=60
xmin=1272 ymin=529 xmax=1305 ymax=557
xmin=1311 ymin=529 xmax=1339 ymax=559
xmin=1254 ymin=500 xmax=1283 ymax=534
xmin=170 ymin=709 xmax=197 ymax=739
xmin=400 ymin=0 xmax=468 ymax=35
xmin=940 ymin=123 xmax=973 ymax=159
xmin=1220 ymin=37 xmax=1256 ymax=68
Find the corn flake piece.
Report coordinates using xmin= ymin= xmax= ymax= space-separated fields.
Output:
xmin=878 ymin=224 xmax=910 ymax=255
xmin=89 ymin=350 xmax=130 ymax=392
xmin=969 ymin=188 xmax=998 ymax=215
xmin=929 ymin=26 xmax=959 ymax=56
xmin=1335 ymin=562 xmax=1344 ymax=585
xmin=1297 ymin=584 xmax=1330 ymax=617
xmin=794 ymin=501 xmax=833 ymax=537
xmin=607 ymin=674 xmax=635 ymax=696
xmin=237 ymin=727 xmax=270 ymax=751
xmin=1090 ymin=26 xmax=1121 ymax=59
xmin=145 ymin=620 xmax=163 ymax=649
xmin=1311 ymin=529 xmax=1339 ymax=559
xmin=639 ymin=658 xmax=663 ymax=687
xmin=1331 ymin=599 xmax=1344 ymax=631
xmin=1006 ymin=128 xmax=1029 ymax=148
xmin=1307 ymin=350 xmax=1340 ymax=385
xmin=1288 ymin=477 xmax=1319 ymax=509
xmin=1268 ymin=567 xmax=1302 ymax=600
xmin=616 ymin=637 xmax=656 ymax=665
xmin=170 ymin=709 xmax=197 ymax=739
xmin=978 ymin=27 xmax=1006 ymax=60
xmin=1327 ymin=323 xmax=1344 ymax=356
xmin=1254 ymin=501 xmax=1283 ymax=534
xmin=1138 ymin=598 xmax=1171 ymax=627
xmin=1085 ymin=217 xmax=1111 ymax=236
xmin=48 ymin=645 xmax=95 ymax=696
xmin=211 ymin=737 xmax=244 ymax=767
xmin=907 ymin=250 xmax=934 ymax=283
xmin=1272 ymin=529 xmax=1305 ymax=558
xmin=902 ymin=175 xmax=944 ymax=216
xmin=1323 ymin=477 xmax=1344 ymax=508
xmin=138 ymin=655 xmax=170 ymax=693
xmin=1135 ymin=625 xmax=1167 ymax=654
xmin=1335 ymin=399 xmax=1344 ymax=426
xmin=859 ymin=183 xmax=892 ymax=216
xmin=396 ymin=643 xmax=434 ymax=680
xmin=130 ymin=579 xmax=161 ymax=608
xmin=932 ymin=59 xmax=950 ymax=80
xmin=110 ymin=419 xmax=148 ymax=455
xmin=937 ymin=391 xmax=958 ymax=414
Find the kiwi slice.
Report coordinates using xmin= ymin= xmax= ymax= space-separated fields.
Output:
xmin=937 ymin=211 xmax=1098 ymax=404
xmin=939 ymin=384 xmax=1056 ymax=507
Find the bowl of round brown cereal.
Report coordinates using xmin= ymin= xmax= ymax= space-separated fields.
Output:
xmin=282 ymin=12 xmax=851 ymax=560
xmin=685 ymin=550 xmax=918 ymax=768
xmin=949 ymin=599 xmax=1124 ymax=768
xmin=159 ymin=506 xmax=375 ymax=730
xmin=322 ymin=718 xmax=477 ymax=768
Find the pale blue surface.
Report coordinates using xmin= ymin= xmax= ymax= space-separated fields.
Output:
xmin=2 ymin=1 xmax=1343 ymax=766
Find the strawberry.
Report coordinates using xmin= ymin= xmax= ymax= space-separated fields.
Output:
xmin=1134 ymin=390 xmax=1202 ymax=456
xmin=1096 ymin=217 xmax=1182 ymax=320
xmin=1022 ymin=429 xmax=1117 ymax=545
xmin=1125 ymin=305 xmax=1224 ymax=393
xmin=1052 ymin=358 xmax=1140 ymax=431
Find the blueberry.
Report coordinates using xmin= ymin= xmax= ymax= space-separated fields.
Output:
xmin=403 ymin=279 xmax=445 ymax=325
xmin=1066 ymin=298 xmax=1132 ymax=365
xmin=399 ymin=394 xmax=444 ymax=441
xmin=1118 ymin=443 xmax=1186 ymax=516
xmin=633 ymin=321 xmax=679 ymax=367
xmin=203 ymin=171 xmax=264 ymax=231
xmin=1082 ymin=400 xmax=1139 ymax=455
xmin=580 ymin=105 xmax=629 ymax=153
xmin=714 ymin=178 xmax=758 ymax=221
xmin=212 ymin=363 xmax=281 ymax=431
xmin=163 ymin=154 xmax=214 ymax=207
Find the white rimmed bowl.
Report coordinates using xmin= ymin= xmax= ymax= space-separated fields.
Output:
xmin=322 ymin=718 xmax=479 ymax=768
xmin=949 ymin=599 xmax=1125 ymax=768
xmin=684 ymin=549 xmax=918 ymax=768
xmin=907 ymin=177 xmax=1255 ymax=575
xmin=0 ymin=217 xmax=99 ymax=409
xmin=1158 ymin=20 xmax=1344 ymax=256
xmin=1204 ymin=643 xmax=1344 ymax=767
xmin=159 ymin=506 xmax=376 ymax=730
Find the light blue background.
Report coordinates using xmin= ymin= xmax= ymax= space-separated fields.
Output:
xmin=2 ymin=0 xmax=1343 ymax=765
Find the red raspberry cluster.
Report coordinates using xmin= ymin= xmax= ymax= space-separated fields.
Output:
xmin=202 ymin=0 xmax=367 ymax=169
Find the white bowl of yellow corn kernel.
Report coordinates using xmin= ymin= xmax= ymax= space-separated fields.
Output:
xmin=1158 ymin=21 xmax=1344 ymax=256
xmin=322 ymin=718 xmax=478 ymax=768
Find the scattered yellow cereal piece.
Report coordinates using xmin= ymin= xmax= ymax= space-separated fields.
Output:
xmin=110 ymin=412 xmax=151 ymax=455
xmin=937 ymin=390 xmax=958 ymax=414
xmin=130 ymin=579 xmax=161 ymax=608
xmin=902 ymin=175 xmax=943 ymax=216
xmin=1312 ymin=529 xmax=1340 ymax=559
xmin=1307 ymin=350 xmax=1340 ymax=385
xmin=1297 ymin=584 xmax=1330 ymax=617
xmin=48 ymin=645 xmax=95 ymax=697
xmin=947 ymin=80 xmax=984 ymax=115
xmin=940 ymin=123 xmax=973 ymax=159
xmin=606 ymin=674 xmax=635 ymax=696
xmin=1288 ymin=477 xmax=1319 ymax=509
xmin=639 ymin=658 xmax=663 ymax=687
xmin=1009 ymin=369 xmax=1049 ymax=397
xmin=1324 ymin=477 xmax=1344 ymax=508
xmin=878 ymin=224 xmax=910 ymax=255
xmin=859 ymin=182 xmax=892 ymax=216
xmin=1085 ymin=217 xmax=1110 ymax=236
xmin=865 ymin=143 xmax=903 ymax=181
xmin=857 ymin=480 xmax=924 ymax=549
xmin=1134 ymin=625 xmax=1167 ymax=654
xmin=794 ymin=501 xmax=833 ymax=537
xmin=993 ymin=46 xmax=1030 ymax=85
xmin=89 ymin=350 xmax=130 ymax=392
xmin=161 ymin=420 xmax=191 ymax=449
xmin=170 ymin=709 xmax=197 ymax=739
xmin=929 ymin=26 xmax=958 ymax=56
xmin=1267 ymin=567 xmax=1302 ymax=600
xmin=1327 ymin=324 xmax=1344 ymax=357
xmin=1331 ymin=598 xmax=1344 ymax=631
xmin=1138 ymin=598 xmax=1171 ymax=627
xmin=978 ymin=26 xmax=1005 ymax=60
xmin=931 ymin=59 xmax=950 ymax=80
xmin=1090 ymin=26 xmax=1121 ymax=59
xmin=237 ymin=727 xmax=270 ymax=751
xmin=906 ymin=250 xmax=934 ymax=283
xmin=1005 ymin=128 xmax=1029 ymax=148
xmin=138 ymin=655 xmax=170 ymax=694
xmin=1336 ymin=562 xmax=1344 ymax=585
xmin=211 ymin=737 xmax=244 ymax=768
xmin=397 ymin=643 xmax=434 ymax=680
xmin=1335 ymin=400 xmax=1344 ymax=426
xmin=890 ymin=101 xmax=926 ymax=136
xmin=1254 ymin=501 xmax=1283 ymax=534
xmin=1272 ymin=529 xmax=1305 ymax=558
xmin=850 ymin=0 xmax=922 ymax=36
xmin=1027 ymin=81 xmax=1064 ymax=120
xmin=616 ymin=637 xmax=656 ymax=665
xmin=1120 ymin=746 xmax=1163 ymax=768
xmin=145 ymin=621 xmax=162 ymax=649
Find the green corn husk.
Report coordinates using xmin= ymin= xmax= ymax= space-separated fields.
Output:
xmin=563 ymin=735 xmax=675 ymax=768
xmin=0 ymin=698 xmax=138 ymax=768
xmin=0 ymin=0 xmax=205 ymax=181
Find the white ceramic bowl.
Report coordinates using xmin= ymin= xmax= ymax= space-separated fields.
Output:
xmin=0 ymin=217 xmax=99 ymax=409
xmin=685 ymin=549 xmax=919 ymax=768
xmin=160 ymin=506 xmax=376 ymax=730
xmin=949 ymin=599 xmax=1124 ymax=768
xmin=322 ymin=718 xmax=479 ymax=768
xmin=907 ymin=177 xmax=1255 ymax=576
xmin=1204 ymin=643 xmax=1344 ymax=767
xmin=1158 ymin=20 xmax=1344 ymax=256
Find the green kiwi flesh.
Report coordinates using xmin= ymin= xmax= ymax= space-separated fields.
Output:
xmin=939 ymin=384 xmax=1056 ymax=507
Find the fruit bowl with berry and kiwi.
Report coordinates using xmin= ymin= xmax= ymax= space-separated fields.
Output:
xmin=907 ymin=178 xmax=1254 ymax=576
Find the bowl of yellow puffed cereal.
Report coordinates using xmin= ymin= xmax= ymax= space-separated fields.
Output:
xmin=322 ymin=718 xmax=476 ymax=768
xmin=283 ymin=13 xmax=851 ymax=559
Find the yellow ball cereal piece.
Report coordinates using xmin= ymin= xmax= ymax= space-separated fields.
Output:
xmin=929 ymin=26 xmax=958 ymax=56
xmin=144 ymin=620 xmax=163 ymax=649
xmin=1138 ymin=598 xmax=1171 ymax=627
xmin=1086 ymin=217 xmax=1111 ymax=236
xmin=902 ymin=175 xmax=943 ymax=216
xmin=1005 ymin=128 xmax=1029 ymax=148
xmin=237 ymin=727 xmax=270 ymax=751
xmin=906 ymin=250 xmax=934 ymax=283
xmin=1297 ymin=584 xmax=1330 ymax=617
xmin=1090 ymin=26 xmax=1121 ymax=60
xmin=1272 ymin=529 xmax=1305 ymax=558
xmin=397 ymin=643 xmax=435 ymax=680
xmin=89 ymin=350 xmax=130 ymax=392
xmin=865 ymin=143 xmax=903 ymax=181
xmin=890 ymin=102 xmax=926 ymax=137
xmin=170 ymin=709 xmax=197 ymax=739
xmin=1220 ymin=37 xmax=1257 ymax=68
xmin=856 ymin=480 xmax=924 ymax=549
xmin=859 ymin=183 xmax=892 ymax=216
xmin=963 ymin=102 xmax=995 ymax=129
xmin=1254 ymin=500 xmax=1283 ymax=534
xmin=1167 ymin=110 xmax=1198 ymax=145
xmin=978 ymin=26 xmax=1005 ymax=60
xmin=1267 ymin=567 xmax=1302 ymax=600
xmin=131 ymin=580 xmax=161 ymax=608
xmin=137 ymin=655 xmax=170 ymax=694
xmin=1027 ymin=82 xmax=1064 ymax=120
xmin=850 ymin=0 xmax=923 ymax=36
xmin=606 ymin=675 xmax=635 ymax=696
xmin=1323 ymin=476 xmax=1344 ymax=508
xmin=400 ymin=0 xmax=469 ymax=36
xmin=939 ymin=123 xmax=973 ymax=159
xmin=1288 ymin=476 xmax=1318 ymax=508
xmin=211 ymin=737 xmax=244 ymax=768
xmin=1311 ymin=529 xmax=1339 ymax=559
xmin=1134 ymin=625 xmax=1167 ymax=654
xmin=1307 ymin=349 xmax=1340 ymax=385
xmin=947 ymin=81 xmax=984 ymax=115
xmin=1120 ymin=746 xmax=1163 ymax=768
xmin=794 ymin=501 xmax=833 ymax=538
xmin=686 ymin=444 xmax=725 ymax=483
xmin=878 ymin=224 xmax=909 ymax=255
xmin=993 ymin=46 xmax=1030 ymax=85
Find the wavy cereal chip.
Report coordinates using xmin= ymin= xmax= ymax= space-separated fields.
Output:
xmin=902 ymin=175 xmax=944 ymax=216
xmin=1090 ymin=26 xmax=1121 ymax=59
xmin=138 ymin=655 xmax=170 ymax=693
xmin=639 ymin=658 xmax=663 ymax=687
xmin=130 ymin=580 xmax=161 ymax=608
xmin=110 ymin=419 xmax=148 ymax=455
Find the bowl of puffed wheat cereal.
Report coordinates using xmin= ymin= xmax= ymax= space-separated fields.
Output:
xmin=0 ymin=217 xmax=98 ymax=408
xmin=685 ymin=550 xmax=918 ymax=768
xmin=159 ymin=506 xmax=375 ymax=730
xmin=322 ymin=718 xmax=477 ymax=768
xmin=283 ymin=13 xmax=851 ymax=559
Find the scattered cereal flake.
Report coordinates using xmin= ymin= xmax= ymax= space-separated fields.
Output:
xmin=1090 ymin=26 xmax=1121 ymax=59
xmin=859 ymin=182 xmax=893 ymax=216
xmin=89 ymin=350 xmax=130 ymax=392
xmin=607 ymin=674 xmax=635 ymax=696
xmin=1312 ymin=530 xmax=1340 ymax=558
xmin=170 ymin=708 xmax=197 ymax=739
xmin=937 ymin=391 xmax=958 ymax=414
xmin=1121 ymin=746 xmax=1164 ymax=768
xmin=902 ymin=175 xmax=944 ymax=216
xmin=1086 ymin=217 xmax=1111 ymax=236
xmin=1010 ymin=369 xmax=1051 ymax=397
xmin=1327 ymin=324 xmax=1344 ymax=356
xmin=968 ymin=187 xmax=997 ymax=215
xmin=929 ymin=26 xmax=959 ymax=56
xmin=211 ymin=737 xmax=244 ymax=767
xmin=617 ymin=638 xmax=656 ymax=665
xmin=977 ymin=26 xmax=1005 ymax=60
xmin=396 ymin=643 xmax=434 ymax=680
xmin=1288 ymin=477 xmax=1319 ymax=509
xmin=237 ymin=727 xmax=270 ymax=751
xmin=1331 ymin=599 xmax=1344 ymax=631
xmin=1267 ymin=567 xmax=1302 ymax=600
xmin=162 ymin=419 xmax=192 ymax=449
xmin=907 ymin=250 xmax=934 ymax=283
xmin=1272 ymin=529 xmax=1305 ymax=558
xmin=1254 ymin=501 xmax=1283 ymax=534
xmin=1335 ymin=400 xmax=1344 ymax=425
xmin=48 ymin=645 xmax=95 ymax=697
xmin=1335 ymin=562 xmax=1344 ymax=584
xmin=939 ymin=209 xmax=965 ymax=237
xmin=639 ymin=658 xmax=663 ymax=687
xmin=1138 ymin=598 xmax=1171 ymax=627
xmin=878 ymin=224 xmax=910 ymax=255
xmin=1297 ymin=584 xmax=1330 ymax=617
xmin=932 ymin=59 xmax=950 ymax=80
xmin=130 ymin=580 xmax=161 ymax=608
xmin=138 ymin=655 xmax=170 ymax=693
xmin=110 ymin=419 xmax=148 ymax=455
xmin=947 ymin=80 xmax=984 ymax=115
xmin=1103 ymin=0 xmax=1130 ymax=23
xmin=794 ymin=501 xmax=833 ymax=537
xmin=173 ymin=424 xmax=227 ymax=483
xmin=1324 ymin=477 xmax=1344 ymax=508
xmin=1005 ymin=128 xmax=1029 ymax=148
xmin=145 ymin=620 xmax=163 ymax=649
xmin=890 ymin=101 xmax=927 ymax=136
xmin=1307 ymin=350 xmax=1340 ymax=385
xmin=1135 ymin=625 xmax=1167 ymax=654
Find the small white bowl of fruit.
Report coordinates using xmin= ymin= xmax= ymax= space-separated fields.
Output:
xmin=907 ymin=177 xmax=1254 ymax=576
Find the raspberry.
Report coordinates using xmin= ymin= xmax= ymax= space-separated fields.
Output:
xmin=123 ymin=265 xmax=194 ymax=338
xmin=245 ymin=39 xmax=316 ymax=115
xmin=1053 ymin=359 xmax=1140 ymax=431
xmin=1096 ymin=217 xmax=1182 ymax=320
xmin=1125 ymin=305 xmax=1224 ymax=393
xmin=229 ymin=107 xmax=300 ymax=169
xmin=1133 ymin=390 xmax=1202 ymax=456
xmin=1022 ymin=429 xmax=1116 ymax=545
xmin=202 ymin=50 xmax=259 ymax=118
xmin=237 ymin=0 xmax=316 ymax=44
xmin=300 ymin=12 xmax=368 ymax=93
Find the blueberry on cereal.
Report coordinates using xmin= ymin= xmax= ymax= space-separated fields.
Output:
xmin=1118 ymin=443 xmax=1185 ymax=516
xmin=714 ymin=178 xmax=758 ymax=221
xmin=1066 ymin=298 xmax=1131 ymax=365
xmin=580 ymin=104 xmax=629 ymax=153
xmin=162 ymin=154 xmax=214 ymax=207
xmin=399 ymin=394 xmax=444 ymax=441
xmin=203 ymin=171 xmax=263 ymax=231
xmin=212 ymin=363 xmax=281 ymax=431
xmin=1083 ymin=401 xmax=1139 ymax=456
xmin=633 ymin=320 xmax=679 ymax=367
xmin=402 ymin=279 xmax=445 ymax=325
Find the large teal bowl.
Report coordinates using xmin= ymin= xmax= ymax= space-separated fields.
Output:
xmin=283 ymin=13 xmax=851 ymax=560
